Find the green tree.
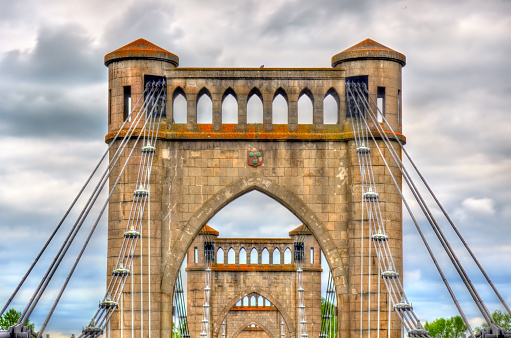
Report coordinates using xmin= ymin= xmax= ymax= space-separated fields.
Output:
xmin=321 ymin=297 xmax=338 ymax=337
xmin=424 ymin=315 xmax=466 ymax=338
xmin=0 ymin=309 xmax=35 ymax=331
xmin=476 ymin=310 xmax=511 ymax=332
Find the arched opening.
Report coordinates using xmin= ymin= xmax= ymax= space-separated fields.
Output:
xmin=235 ymin=323 xmax=272 ymax=338
xmin=172 ymin=87 xmax=187 ymax=123
xmin=261 ymin=248 xmax=269 ymax=264
xmin=324 ymin=88 xmax=340 ymax=124
xmin=228 ymin=248 xmax=235 ymax=264
xmin=273 ymin=248 xmax=281 ymax=264
xmin=272 ymin=88 xmax=288 ymax=124
xmin=298 ymin=89 xmax=313 ymax=124
xmin=217 ymin=247 xmax=224 ymax=264
xmin=197 ymin=88 xmax=212 ymax=124
xmin=247 ymin=88 xmax=263 ymax=123
xmin=167 ymin=184 xmax=344 ymax=338
xmin=250 ymin=248 xmax=258 ymax=264
xmin=239 ymin=248 xmax=247 ymax=264
xmin=212 ymin=288 xmax=295 ymax=337
xmin=222 ymin=88 xmax=238 ymax=123
xmin=284 ymin=248 xmax=291 ymax=264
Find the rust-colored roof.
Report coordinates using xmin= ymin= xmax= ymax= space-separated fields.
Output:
xmin=199 ymin=224 xmax=219 ymax=236
xmin=332 ymin=38 xmax=406 ymax=67
xmin=289 ymin=224 xmax=310 ymax=236
xmin=104 ymin=38 xmax=179 ymax=66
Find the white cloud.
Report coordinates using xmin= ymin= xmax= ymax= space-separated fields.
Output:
xmin=1 ymin=0 xmax=511 ymax=335
xmin=462 ymin=198 xmax=496 ymax=216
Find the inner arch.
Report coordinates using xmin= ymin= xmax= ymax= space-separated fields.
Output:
xmin=163 ymin=176 xmax=347 ymax=337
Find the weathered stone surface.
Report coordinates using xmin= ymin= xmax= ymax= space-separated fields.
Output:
xmin=104 ymin=38 xmax=405 ymax=338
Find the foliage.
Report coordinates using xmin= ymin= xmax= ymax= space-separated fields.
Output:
xmin=0 ymin=308 xmax=35 ymax=331
xmin=321 ymin=297 xmax=338 ymax=337
xmin=172 ymin=320 xmax=188 ymax=338
xmin=424 ymin=315 xmax=466 ymax=338
xmin=475 ymin=310 xmax=511 ymax=332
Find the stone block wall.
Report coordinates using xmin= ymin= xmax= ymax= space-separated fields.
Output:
xmin=104 ymin=38 xmax=406 ymax=338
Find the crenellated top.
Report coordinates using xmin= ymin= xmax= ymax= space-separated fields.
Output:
xmin=187 ymin=225 xmax=322 ymax=271
xmin=105 ymin=38 xmax=406 ymax=141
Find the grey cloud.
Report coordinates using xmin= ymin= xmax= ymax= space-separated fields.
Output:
xmin=101 ymin=1 xmax=183 ymax=56
xmin=0 ymin=23 xmax=103 ymax=85
xmin=0 ymin=85 xmax=106 ymax=139
xmin=1 ymin=0 xmax=511 ymax=334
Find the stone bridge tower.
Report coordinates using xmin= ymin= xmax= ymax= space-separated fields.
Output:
xmin=187 ymin=225 xmax=322 ymax=337
xmin=104 ymin=38 xmax=406 ymax=337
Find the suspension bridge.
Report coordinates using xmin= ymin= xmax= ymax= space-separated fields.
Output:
xmin=0 ymin=38 xmax=510 ymax=338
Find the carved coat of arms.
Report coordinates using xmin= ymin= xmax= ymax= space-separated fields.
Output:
xmin=247 ymin=149 xmax=263 ymax=167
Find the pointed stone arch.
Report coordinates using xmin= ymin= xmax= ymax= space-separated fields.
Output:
xmin=161 ymin=174 xmax=349 ymax=336
xmin=171 ymin=86 xmax=187 ymax=123
xmin=324 ymin=87 xmax=340 ymax=124
xmin=231 ymin=322 xmax=275 ymax=338
xmin=212 ymin=286 xmax=295 ymax=337
xmin=222 ymin=87 xmax=238 ymax=101
xmin=273 ymin=87 xmax=288 ymax=103
xmin=299 ymin=87 xmax=314 ymax=102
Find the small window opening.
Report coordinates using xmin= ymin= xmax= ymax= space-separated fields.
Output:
xmin=261 ymin=248 xmax=269 ymax=264
xmin=250 ymin=248 xmax=258 ymax=264
xmin=217 ymin=248 xmax=224 ymax=264
xmin=239 ymin=248 xmax=247 ymax=264
xmin=346 ymin=75 xmax=368 ymax=118
xmin=294 ymin=242 xmax=304 ymax=262
xmin=194 ymin=247 xmax=198 ymax=263
xmin=108 ymin=89 xmax=112 ymax=125
xmin=123 ymin=86 xmax=131 ymax=122
xmin=377 ymin=87 xmax=385 ymax=123
xmin=284 ymin=248 xmax=292 ymax=264
xmin=398 ymin=89 xmax=402 ymax=125
xmin=228 ymin=248 xmax=235 ymax=264
xmin=204 ymin=242 xmax=215 ymax=262
xmin=273 ymin=248 xmax=281 ymax=264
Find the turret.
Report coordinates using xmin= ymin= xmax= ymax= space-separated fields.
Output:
xmin=104 ymin=38 xmax=179 ymax=132
xmin=332 ymin=38 xmax=406 ymax=132
xmin=188 ymin=225 xmax=220 ymax=268
xmin=289 ymin=224 xmax=320 ymax=268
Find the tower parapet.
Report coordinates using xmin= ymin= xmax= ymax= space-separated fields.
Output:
xmin=105 ymin=38 xmax=179 ymax=132
xmin=103 ymin=38 xmax=406 ymax=338
xmin=332 ymin=38 xmax=406 ymax=131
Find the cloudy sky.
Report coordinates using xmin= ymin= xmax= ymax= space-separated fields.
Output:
xmin=1 ymin=0 xmax=510 ymax=336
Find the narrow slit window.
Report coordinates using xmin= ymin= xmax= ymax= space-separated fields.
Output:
xmin=108 ymin=89 xmax=112 ymax=125
xmin=310 ymin=247 xmax=314 ymax=264
xmin=377 ymin=87 xmax=385 ymax=123
xmin=194 ymin=247 xmax=198 ymax=263
xmin=123 ymin=86 xmax=131 ymax=122
xmin=397 ymin=89 xmax=402 ymax=125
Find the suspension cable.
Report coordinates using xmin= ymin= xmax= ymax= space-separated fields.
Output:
xmin=36 ymin=82 xmax=165 ymax=337
xmin=347 ymin=82 xmax=474 ymax=336
xmin=0 ymin=85 xmax=152 ymax=319
xmin=18 ymin=83 xmax=158 ymax=329
xmin=354 ymin=83 xmax=493 ymax=326
xmin=88 ymin=83 xmax=166 ymax=334
xmin=347 ymin=82 xmax=431 ymax=336
xmin=361 ymin=84 xmax=511 ymax=318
